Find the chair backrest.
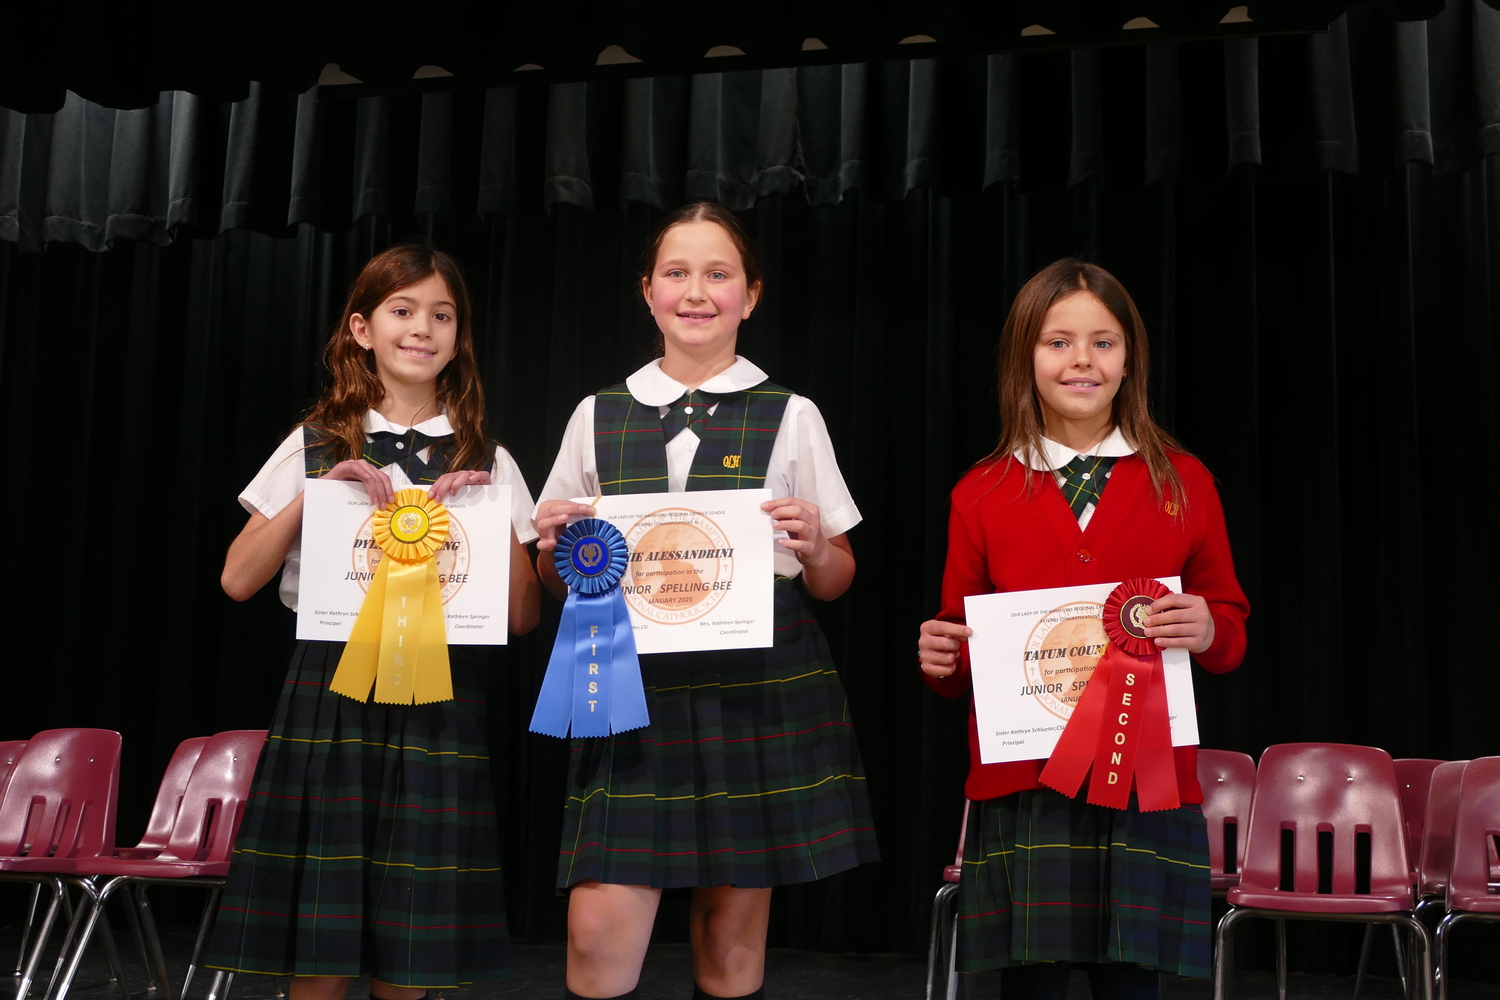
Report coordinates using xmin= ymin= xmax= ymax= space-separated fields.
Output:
xmin=0 ymin=729 xmax=121 ymax=861
xmin=158 ymin=731 xmax=266 ymax=864
xmin=1240 ymin=743 xmax=1410 ymax=899
xmin=1447 ymin=756 xmax=1500 ymax=907
xmin=1198 ymin=749 xmax=1257 ymax=879
xmin=1417 ymin=760 xmax=1468 ymax=898
xmin=1393 ymin=758 xmax=1443 ymax=878
xmin=0 ymin=741 xmax=27 ymax=798
xmin=131 ymin=737 xmax=211 ymax=853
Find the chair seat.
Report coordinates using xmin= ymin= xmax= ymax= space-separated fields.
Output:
xmin=1211 ymin=873 xmax=1241 ymax=890
xmin=1446 ymin=890 xmax=1500 ymax=913
xmin=112 ymin=848 xmax=162 ymax=860
xmin=73 ymin=857 xmax=230 ymax=879
xmin=943 ymin=863 xmax=962 ymax=883
xmin=0 ymin=857 xmax=85 ymax=873
xmin=1227 ymin=886 xmax=1413 ymax=913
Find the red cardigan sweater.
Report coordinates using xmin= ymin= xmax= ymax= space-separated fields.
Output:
xmin=924 ymin=452 xmax=1249 ymax=805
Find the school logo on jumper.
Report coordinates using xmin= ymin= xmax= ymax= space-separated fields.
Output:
xmin=621 ymin=507 xmax=735 ymax=625
xmin=1021 ymin=601 xmax=1108 ymax=721
xmin=349 ymin=511 xmax=471 ymax=604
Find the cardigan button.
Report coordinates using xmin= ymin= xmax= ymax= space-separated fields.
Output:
xmin=1076 ymin=548 xmax=1092 ymax=562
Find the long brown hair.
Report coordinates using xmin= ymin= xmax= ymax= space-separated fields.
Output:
xmin=640 ymin=201 xmax=763 ymax=356
xmin=303 ymin=242 xmax=491 ymax=471
xmin=983 ymin=259 xmax=1186 ymax=505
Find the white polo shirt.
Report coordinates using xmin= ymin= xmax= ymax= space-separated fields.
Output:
xmin=240 ymin=410 xmax=538 ymax=611
xmin=537 ymin=356 xmax=861 ymax=579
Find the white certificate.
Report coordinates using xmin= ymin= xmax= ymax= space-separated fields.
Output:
xmin=297 ymin=479 xmax=513 ymax=644
xmin=569 ymin=489 xmax=774 ymax=655
xmin=965 ymin=578 xmax=1198 ymax=764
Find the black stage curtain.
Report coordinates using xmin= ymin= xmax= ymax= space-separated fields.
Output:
xmin=3 ymin=2 xmax=1499 ymax=979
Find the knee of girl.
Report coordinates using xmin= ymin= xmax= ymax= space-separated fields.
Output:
xmin=569 ymin=909 xmax=632 ymax=962
xmin=695 ymin=939 xmax=762 ymax=982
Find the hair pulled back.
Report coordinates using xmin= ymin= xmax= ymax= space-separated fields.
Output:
xmin=639 ymin=201 xmax=763 ymax=357
xmin=303 ymin=241 xmax=491 ymax=472
xmin=986 ymin=259 xmax=1186 ymax=505
xmin=641 ymin=200 xmax=763 ymax=291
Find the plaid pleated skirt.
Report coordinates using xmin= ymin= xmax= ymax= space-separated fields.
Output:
xmin=556 ymin=577 xmax=879 ymax=889
xmin=957 ymin=788 xmax=1213 ymax=977
xmin=206 ymin=641 xmax=509 ymax=986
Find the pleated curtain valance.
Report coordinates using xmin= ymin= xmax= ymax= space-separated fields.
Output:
xmin=2 ymin=2 xmax=1497 ymax=253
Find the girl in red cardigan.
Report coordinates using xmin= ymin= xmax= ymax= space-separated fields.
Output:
xmin=918 ymin=260 xmax=1248 ymax=1000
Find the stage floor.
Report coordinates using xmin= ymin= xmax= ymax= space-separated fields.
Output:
xmin=3 ymin=926 xmax=1482 ymax=1000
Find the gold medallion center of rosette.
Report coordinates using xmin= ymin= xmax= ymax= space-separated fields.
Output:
xmin=329 ymin=488 xmax=454 ymax=705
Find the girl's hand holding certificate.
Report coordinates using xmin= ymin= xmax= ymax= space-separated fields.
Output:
xmin=761 ymin=495 xmax=855 ymax=601
xmin=321 ymin=459 xmax=491 ymax=506
xmin=917 ymin=591 xmax=1214 ymax=682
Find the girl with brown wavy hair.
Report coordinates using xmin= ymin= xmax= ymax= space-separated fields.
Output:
xmin=917 ymin=260 xmax=1249 ymax=1000
xmin=206 ymin=241 xmax=540 ymax=1000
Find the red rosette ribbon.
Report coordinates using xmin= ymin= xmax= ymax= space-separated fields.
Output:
xmin=1037 ymin=578 xmax=1181 ymax=812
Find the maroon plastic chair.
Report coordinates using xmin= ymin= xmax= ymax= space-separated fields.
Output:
xmin=0 ymin=740 xmax=32 ymax=977
xmin=1352 ymin=758 xmax=1446 ymax=1000
xmin=1212 ymin=743 xmax=1433 ymax=1000
xmin=50 ymin=730 xmax=266 ymax=1000
xmin=1198 ymin=749 xmax=1256 ymax=893
xmin=0 ymin=741 xmax=25 ymax=795
xmin=924 ymin=800 xmax=970 ymax=1000
xmin=1417 ymin=761 xmax=1469 ymax=906
xmin=1434 ymin=757 xmax=1500 ymax=1000
xmin=0 ymin=729 xmax=123 ymax=1000
xmin=1395 ymin=759 xmax=1444 ymax=883
xmin=115 ymin=737 xmax=210 ymax=861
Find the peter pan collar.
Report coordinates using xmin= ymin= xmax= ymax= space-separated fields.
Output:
xmin=364 ymin=409 xmax=454 ymax=437
xmin=1016 ymin=427 xmax=1136 ymax=472
xmin=624 ymin=356 xmax=770 ymax=407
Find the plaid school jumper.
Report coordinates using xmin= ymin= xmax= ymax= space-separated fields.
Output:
xmin=555 ymin=381 xmax=880 ymax=889
xmin=206 ymin=429 xmax=510 ymax=986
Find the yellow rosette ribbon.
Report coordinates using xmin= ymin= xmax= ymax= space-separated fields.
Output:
xmin=329 ymin=488 xmax=454 ymax=705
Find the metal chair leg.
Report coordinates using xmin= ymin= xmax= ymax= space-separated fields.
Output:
xmin=1275 ymin=918 xmax=1287 ymax=1000
xmin=1213 ymin=906 xmax=1248 ymax=1000
xmin=93 ymin=908 xmax=132 ymax=1000
xmin=43 ymin=877 xmax=119 ymax=1000
xmin=133 ymin=886 xmax=174 ymax=1000
xmin=14 ymin=879 xmax=64 ymax=1000
xmin=944 ymin=906 xmax=959 ymax=1000
xmin=1354 ymin=922 xmax=1374 ymax=1000
xmin=925 ymin=883 xmax=956 ymax=1000
xmin=116 ymin=883 xmax=156 ymax=994
xmin=1390 ymin=924 xmax=1410 ymax=999
xmin=1401 ymin=912 xmax=1434 ymax=1000
xmin=201 ymin=971 xmax=233 ymax=1000
xmin=14 ymin=884 xmax=41 ymax=978
xmin=180 ymin=888 xmax=222 ymax=1000
xmin=1434 ymin=911 xmax=1461 ymax=1000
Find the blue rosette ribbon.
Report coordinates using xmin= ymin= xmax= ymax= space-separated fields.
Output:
xmin=529 ymin=518 xmax=649 ymax=738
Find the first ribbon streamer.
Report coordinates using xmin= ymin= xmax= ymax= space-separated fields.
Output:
xmin=329 ymin=488 xmax=454 ymax=705
xmin=529 ymin=518 xmax=649 ymax=738
xmin=1038 ymin=578 xmax=1180 ymax=812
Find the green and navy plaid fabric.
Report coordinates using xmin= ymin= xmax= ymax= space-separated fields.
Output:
xmin=658 ymin=388 xmax=722 ymax=440
xmin=557 ymin=380 xmax=879 ymax=888
xmin=592 ymin=381 xmax=792 ymax=494
xmin=205 ymin=645 xmax=510 ymax=985
xmin=956 ymin=789 xmax=1212 ymax=977
xmin=1058 ymin=454 xmax=1117 ymax=519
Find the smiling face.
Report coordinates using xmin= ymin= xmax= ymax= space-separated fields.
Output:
xmin=349 ymin=271 xmax=458 ymax=396
xmin=641 ymin=219 xmax=761 ymax=360
xmin=1032 ymin=289 xmax=1128 ymax=437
